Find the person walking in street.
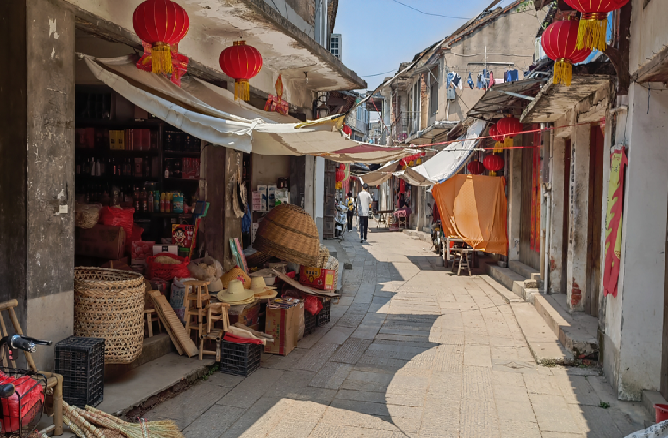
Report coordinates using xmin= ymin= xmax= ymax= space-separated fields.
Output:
xmin=345 ymin=192 xmax=355 ymax=232
xmin=357 ymin=184 xmax=373 ymax=243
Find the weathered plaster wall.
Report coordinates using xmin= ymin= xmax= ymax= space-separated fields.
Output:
xmin=438 ymin=6 xmax=545 ymax=122
xmin=610 ymin=83 xmax=668 ymax=400
xmin=0 ymin=0 xmax=76 ymax=370
xmin=508 ymin=148 xmax=522 ymax=261
xmin=548 ymin=128 xmax=566 ymax=294
xmin=628 ymin=0 xmax=668 ymax=75
xmin=251 ymin=154 xmax=292 ymax=187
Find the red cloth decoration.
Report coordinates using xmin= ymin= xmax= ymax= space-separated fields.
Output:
xmin=467 ymin=160 xmax=485 ymax=175
xmin=264 ymin=75 xmax=289 ymax=115
xmin=564 ymin=0 xmax=629 ymax=51
xmin=483 ymin=154 xmax=504 ymax=176
xmin=133 ymin=0 xmax=189 ymax=74
xmin=304 ymin=295 xmax=324 ymax=316
xmin=224 ymin=333 xmax=264 ymax=345
xmin=541 ymin=20 xmax=592 ymax=85
xmin=342 ymin=125 xmax=352 ymax=136
xmin=219 ymin=41 xmax=263 ymax=101
xmin=137 ymin=43 xmax=189 ymax=86
xmin=399 ymin=179 xmax=406 ymax=194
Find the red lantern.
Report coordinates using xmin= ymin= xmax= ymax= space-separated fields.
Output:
xmin=219 ymin=41 xmax=263 ymax=101
xmin=489 ymin=124 xmax=504 ymax=142
xmin=336 ymin=169 xmax=345 ymax=182
xmin=467 ymin=160 xmax=485 ymax=175
xmin=496 ymin=116 xmax=522 ymax=139
xmin=339 ymin=164 xmax=345 ymax=170
xmin=564 ymin=0 xmax=629 ymax=51
xmin=133 ymin=0 xmax=189 ymax=75
xmin=484 ymin=154 xmax=504 ymax=177
xmin=541 ymin=20 xmax=592 ymax=86
xmin=342 ymin=125 xmax=352 ymax=136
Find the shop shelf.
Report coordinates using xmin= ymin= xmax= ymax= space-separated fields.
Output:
xmin=220 ymin=341 xmax=262 ymax=377
xmin=163 ymin=151 xmax=202 ymax=157
xmin=54 ymin=336 xmax=105 ymax=408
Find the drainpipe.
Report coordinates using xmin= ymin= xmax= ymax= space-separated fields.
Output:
xmin=543 ymin=186 xmax=551 ymax=295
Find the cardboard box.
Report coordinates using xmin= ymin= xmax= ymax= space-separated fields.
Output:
xmin=153 ymin=244 xmax=179 ymax=256
xmin=131 ymin=241 xmax=155 ymax=265
xmin=228 ymin=302 xmax=261 ymax=331
xmin=267 ymin=184 xmax=277 ymax=210
xmin=257 ymin=185 xmax=268 ymax=212
xmin=75 ymin=225 xmax=126 ymax=260
xmin=275 ymin=188 xmax=289 ymax=205
xmin=299 ymin=266 xmax=336 ymax=291
xmin=264 ymin=300 xmax=303 ymax=355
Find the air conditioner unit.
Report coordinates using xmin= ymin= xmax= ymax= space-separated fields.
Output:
xmin=447 ymin=88 xmax=456 ymax=101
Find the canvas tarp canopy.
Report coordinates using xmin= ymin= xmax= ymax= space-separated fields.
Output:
xmin=403 ymin=120 xmax=487 ymax=185
xmin=358 ymin=161 xmax=400 ymax=186
xmin=81 ymin=54 xmax=410 ymax=164
xmin=431 ymin=174 xmax=508 ymax=255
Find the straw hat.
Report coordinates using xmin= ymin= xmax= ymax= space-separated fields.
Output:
xmin=253 ymin=204 xmax=320 ymax=266
xmin=250 ymin=276 xmax=277 ymax=299
xmin=221 ymin=266 xmax=251 ymax=289
xmin=217 ymin=279 xmax=254 ymax=304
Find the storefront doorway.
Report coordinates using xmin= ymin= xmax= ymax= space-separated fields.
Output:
xmin=585 ymin=124 xmax=604 ymax=317
xmin=519 ymin=129 xmax=542 ymax=270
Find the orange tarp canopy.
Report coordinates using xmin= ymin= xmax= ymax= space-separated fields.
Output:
xmin=432 ymin=174 xmax=508 ymax=255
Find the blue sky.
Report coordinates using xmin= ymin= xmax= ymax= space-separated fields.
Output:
xmin=333 ymin=0 xmax=518 ymax=91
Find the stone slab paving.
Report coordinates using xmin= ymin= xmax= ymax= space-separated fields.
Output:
xmin=145 ymin=221 xmax=652 ymax=437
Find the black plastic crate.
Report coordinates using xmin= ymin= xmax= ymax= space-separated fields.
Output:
xmin=316 ymin=299 xmax=331 ymax=327
xmin=54 ymin=336 xmax=105 ymax=408
xmin=304 ymin=310 xmax=317 ymax=335
xmin=220 ymin=341 xmax=262 ymax=377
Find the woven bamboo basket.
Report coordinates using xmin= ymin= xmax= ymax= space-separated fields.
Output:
xmin=74 ymin=267 xmax=145 ymax=364
xmin=316 ymin=245 xmax=330 ymax=268
xmin=246 ymin=251 xmax=272 ymax=269
xmin=253 ymin=204 xmax=320 ymax=267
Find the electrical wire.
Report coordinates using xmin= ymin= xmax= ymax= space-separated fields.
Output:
xmin=388 ymin=0 xmax=472 ymax=20
xmin=362 ymin=69 xmax=398 ymax=78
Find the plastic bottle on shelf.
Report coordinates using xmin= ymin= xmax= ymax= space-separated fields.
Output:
xmin=160 ymin=192 xmax=166 ymax=213
xmin=154 ymin=191 xmax=160 ymax=212
xmin=166 ymin=193 xmax=172 ymax=212
xmin=148 ymin=190 xmax=154 ymax=213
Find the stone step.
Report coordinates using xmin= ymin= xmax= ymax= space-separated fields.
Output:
xmin=105 ymin=333 xmax=174 ymax=380
xmin=487 ymin=263 xmax=538 ymax=302
xmin=508 ymin=260 xmax=541 ymax=281
xmin=99 ymin=352 xmax=214 ymax=416
xmin=534 ymin=294 xmax=599 ymax=358
xmin=509 ymin=302 xmax=575 ymax=366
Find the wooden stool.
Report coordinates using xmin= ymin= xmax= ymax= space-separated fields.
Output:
xmin=183 ymin=280 xmax=211 ymax=340
xmin=199 ymin=302 xmax=231 ymax=361
xmin=457 ymin=249 xmax=473 ymax=276
xmin=144 ymin=309 xmax=162 ymax=338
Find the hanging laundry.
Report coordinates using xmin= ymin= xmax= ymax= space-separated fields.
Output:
xmin=488 ymin=71 xmax=494 ymax=89
xmin=452 ymin=73 xmax=462 ymax=89
xmin=476 ymin=73 xmax=485 ymax=89
xmin=446 ymin=72 xmax=455 ymax=89
xmin=504 ymin=69 xmax=519 ymax=82
xmin=495 ymin=78 xmax=505 ymax=85
xmin=467 ymin=73 xmax=474 ymax=89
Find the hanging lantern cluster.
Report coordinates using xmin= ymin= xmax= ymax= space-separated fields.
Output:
xmin=219 ymin=41 xmax=263 ymax=101
xmin=483 ymin=154 xmax=505 ymax=177
xmin=399 ymin=152 xmax=426 ymax=170
xmin=541 ymin=19 xmax=592 ymax=86
xmin=467 ymin=160 xmax=485 ymax=175
xmin=564 ymin=0 xmax=629 ymax=52
xmin=133 ymin=0 xmax=189 ymax=75
xmin=496 ymin=116 xmax=523 ymax=148
xmin=335 ymin=165 xmax=345 ymax=190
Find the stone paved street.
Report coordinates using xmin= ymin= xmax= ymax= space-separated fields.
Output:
xmin=146 ymin=223 xmax=650 ymax=437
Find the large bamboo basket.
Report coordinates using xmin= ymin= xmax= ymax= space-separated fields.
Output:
xmin=74 ymin=268 xmax=145 ymax=364
xmin=253 ymin=204 xmax=320 ymax=267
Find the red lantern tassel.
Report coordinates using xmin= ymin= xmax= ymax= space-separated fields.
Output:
xmin=553 ymin=59 xmax=573 ymax=86
xmin=235 ymin=79 xmax=250 ymax=101
xmin=151 ymin=43 xmax=173 ymax=75
xmin=504 ymin=137 xmax=514 ymax=149
xmin=577 ymin=13 xmax=608 ymax=52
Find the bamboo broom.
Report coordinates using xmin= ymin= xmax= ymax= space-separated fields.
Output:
xmin=84 ymin=406 xmax=183 ymax=438
xmin=63 ymin=402 xmax=104 ymax=438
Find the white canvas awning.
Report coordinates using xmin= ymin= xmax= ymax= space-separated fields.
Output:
xmin=81 ymin=54 xmax=410 ymax=164
xmin=358 ymin=161 xmax=400 ymax=186
xmin=402 ymin=120 xmax=487 ymax=185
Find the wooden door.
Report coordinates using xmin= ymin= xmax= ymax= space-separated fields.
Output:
xmin=662 ymin=218 xmax=668 ymax=399
xmin=586 ymin=126 xmax=604 ymax=317
xmin=561 ymin=140 xmax=572 ymax=294
xmin=323 ymin=160 xmax=336 ymax=239
xmin=520 ymin=131 xmax=542 ymax=270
